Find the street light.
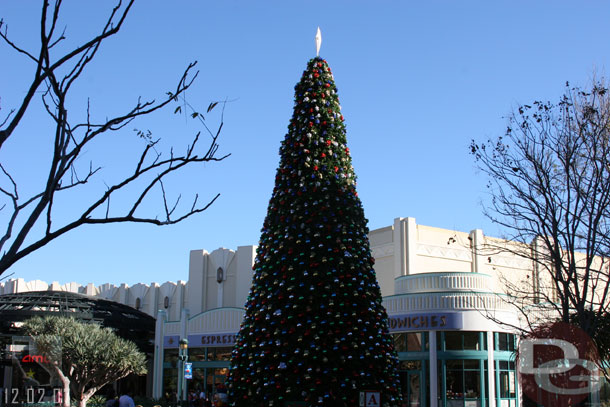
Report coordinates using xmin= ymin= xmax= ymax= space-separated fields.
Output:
xmin=177 ymin=338 xmax=189 ymax=406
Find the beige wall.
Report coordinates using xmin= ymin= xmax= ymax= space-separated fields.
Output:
xmin=2 ymin=215 xmax=584 ymax=318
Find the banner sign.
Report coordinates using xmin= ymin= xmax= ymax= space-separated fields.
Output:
xmin=388 ymin=312 xmax=462 ymax=332
xmin=184 ymin=362 xmax=192 ymax=379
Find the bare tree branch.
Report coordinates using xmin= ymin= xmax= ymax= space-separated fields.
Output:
xmin=471 ymin=80 xmax=610 ymax=372
xmin=0 ymin=1 xmax=231 ymax=276
xmin=0 ymin=0 xmax=136 ymax=149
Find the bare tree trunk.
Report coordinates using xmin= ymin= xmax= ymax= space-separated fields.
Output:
xmin=61 ymin=375 xmax=70 ymax=407
xmin=77 ymin=386 xmax=100 ymax=407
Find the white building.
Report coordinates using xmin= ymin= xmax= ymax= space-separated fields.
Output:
xmin=2 ymin=217 xmax=542 ymax=407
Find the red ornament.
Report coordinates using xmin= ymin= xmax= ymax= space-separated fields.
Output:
xmin=326 ymin=140 xmax=332 ymax=146
xmin=325 ymin=83 xmax=330 ymax=88
xmin=314 ymin=166 xmax=318 ymax=171
xmin=321 ymin=153 xmax=326 ymax=158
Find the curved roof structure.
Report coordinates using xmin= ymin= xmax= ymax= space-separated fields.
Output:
xmin=0 ymin=291 xmax=155 ymax=353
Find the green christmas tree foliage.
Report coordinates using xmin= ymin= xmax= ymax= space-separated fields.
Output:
xmin=228 ymin=57 xmax=401 ymax=407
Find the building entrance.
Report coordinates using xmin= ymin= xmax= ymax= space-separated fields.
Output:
xmin=400 ymin=369 xmax=422 ymax=407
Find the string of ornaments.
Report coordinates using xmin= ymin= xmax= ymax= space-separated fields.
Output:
xmin=227 ymin=57 xmax=402 ymax=407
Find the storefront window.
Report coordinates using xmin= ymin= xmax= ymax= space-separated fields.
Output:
xmin=444 ymin=332 xmax=462 ymax=351
xmin=463 ymin=332 xmax=479 ymax=350
xmin=495 ymin=333 xmax=516 ymax=351
xmin=439 ymin=331 xmax=485 ymax=351
xmin=498 ymin=361 xmax=516 ymax=398
xmin=400 ymin=360 xmax=422 ymax=370
xmin=398 ymin=359 xmax=427 ymax=406
xmin=394 ymin=333 xmax=407 ymax=352
xmin=191 ymin=367 xmax=206 ymax=394
xmin=164 ymin=349 xmax=178 ymax=364
xmin=439 ymin=359 xmax=485 ymax=407
xmin=189 ymin=347 xmax=206 ymax=362
xmin=206 ymin=347 xmax=233 ymax=361
xmin=394 ymin=332 xmax=427 ymax=352
xmin=163 ymin=368 xmax=177 ymax=397
xmin=445 ymin=360 xmax=465 ymax=400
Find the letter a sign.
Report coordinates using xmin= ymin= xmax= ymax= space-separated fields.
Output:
xmin=365 ymin=391 xmax=380 ymax=407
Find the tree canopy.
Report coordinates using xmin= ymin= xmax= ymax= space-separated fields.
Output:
xmin=23 ymin=315 xmax=146 ymax=407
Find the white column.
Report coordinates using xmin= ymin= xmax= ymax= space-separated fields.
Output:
xmin=152 ymin=310 xmax=167 ymax=399
xmin=217 ymin=271 xmax=224 ymax=309
xmin=187 ymin=250 xmax=208 ymax=314
xmin=393 ymin=217 xmax=417 ymax=277
xmin=470 ymin=229 xmax=485 ymax=274
xmin=487 ymin=331 xmax=496 ymax=407
xmin=405 ymin=217 xmax=417 ymax=275
xmin=236 ymin=246 xmax=256 ymax=308
xmin=429 ymin=331 xmax=438 ymax=407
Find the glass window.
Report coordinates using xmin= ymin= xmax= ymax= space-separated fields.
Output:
xmin=484 ymin=361 xmax=489 ymax=404
xmin=163 ymin=368 xmax=177 ymax=396
xmin=499 ymin=371 xmax=516 ymax=398
xmin=463 ymin=360 xmax=478 ymax=369
xmin=399 ymin=360 xmax=422 ymax=370
xmin=407 ymin=332 xmax=424 ymax=352
xmin=394 ymin=332 xmax=426 ymax=352
xmin=444 ymin=332 xmax=462 ymax=350
xmin=443 ymin=360 xmax=482 ymax=402
xmin=445 ymin=361 xmax=464 ymax=400
xmin=442 ymin=331 xmax=483 ymax=351
xmin=496 ymin=358 xmax=517 ymax=400
xmin=393 ymin=333 xmax=407 ymax=352
xmin=496 ymin=333 xmax=516 ymax=351
xmin=164 ymin=349 xmax=178 ymax=364
xmin=189 ymin=347 xmax=206 ymax=362
xmin=464 ymin=370 xmax=481 ymax=399
xmin=207 ymin=347 xmax=232 ymax=361
xmin=463 ymin=332 xmax=479 ymax=350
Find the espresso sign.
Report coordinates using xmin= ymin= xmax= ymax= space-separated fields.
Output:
xmin=189 ymin=333 xmax=237 ymax=347
xmin=164 ymin=333 xmax=238 ymax=348
xmin=388 ymin=313 xmax=462 ymax=332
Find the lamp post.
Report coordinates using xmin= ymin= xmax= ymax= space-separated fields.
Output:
xmin=177 ymin=338 xmax=189 ymax=407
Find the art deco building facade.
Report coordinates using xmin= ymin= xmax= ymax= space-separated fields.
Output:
xmin=2 ymin=217 xmax=545 ymax=407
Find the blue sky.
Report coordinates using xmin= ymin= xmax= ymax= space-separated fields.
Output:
xmin=1 ymin=1 xmax=610 ymax=286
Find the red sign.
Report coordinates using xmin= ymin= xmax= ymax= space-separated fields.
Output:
xmin=21 ymin=354 xmax=50 ymax=364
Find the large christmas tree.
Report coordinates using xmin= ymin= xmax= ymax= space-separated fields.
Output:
xmin=228 ymin=57 xmax=401 ymax=407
